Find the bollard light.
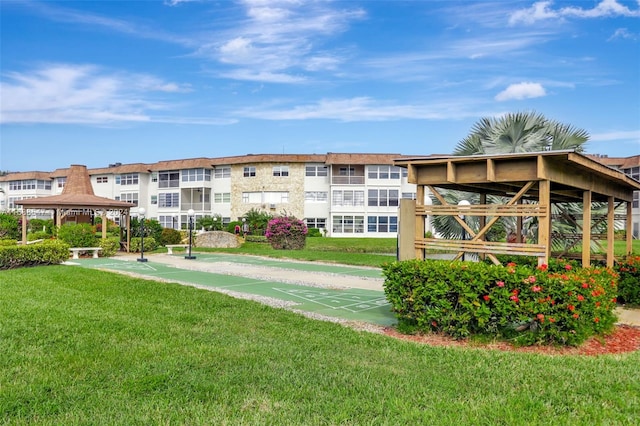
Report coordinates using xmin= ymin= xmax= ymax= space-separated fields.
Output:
xmin=185 ymin=208 xmax=196 ymax=260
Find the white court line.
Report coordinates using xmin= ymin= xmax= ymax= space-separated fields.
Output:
xmin=272 ymin=288 xmax=389 ymax=313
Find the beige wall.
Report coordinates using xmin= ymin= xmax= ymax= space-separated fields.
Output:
xmin=231 ymin=163 xmax=306 ymax=220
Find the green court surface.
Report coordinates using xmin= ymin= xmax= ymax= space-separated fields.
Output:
xmin=69 ymin=257 xmax=396 ymax=326
xmin=191 ymin=253 xmax=384 ymax=279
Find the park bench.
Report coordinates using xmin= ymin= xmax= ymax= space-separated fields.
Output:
xmin=165 ymin=244 xmax=189 ymax=255
xmin=69 ymin=247 xmax=102 ymax=259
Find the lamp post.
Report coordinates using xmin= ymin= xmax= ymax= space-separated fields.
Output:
xmin=137 ymin=207 xmax=147 ymax=262
xmin=213 ymin=216 xmax=218 ymax=231
xmin=185 ymin=208 xmax=196 ymax=259
xmin=458 ymin=200 xmax=470 ymax=261
xmin=242 ymin=217 xmax=248 ymax=238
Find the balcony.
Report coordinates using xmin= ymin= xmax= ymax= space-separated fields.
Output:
xmin=181 ymin=203 xmax=212 ymax=211
xmin=331 ymin=176 xmax=365 ymax=185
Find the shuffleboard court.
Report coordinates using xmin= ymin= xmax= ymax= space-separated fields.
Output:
xmin=190 ymin=253 xmax=384 ymax=279
xmin=69 ymin=257 xmax=396 ymax=326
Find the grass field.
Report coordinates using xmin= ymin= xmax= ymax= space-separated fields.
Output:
xmin=2 ymin=266 xmax=640 ymax=425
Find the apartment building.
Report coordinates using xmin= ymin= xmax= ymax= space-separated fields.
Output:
xmin=3 ymin=152 xmax=637 ymax=238
xmin=0 ymin=153 xmax=421 ymax=238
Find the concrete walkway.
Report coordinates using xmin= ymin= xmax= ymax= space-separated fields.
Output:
xmin=71 ymin=252 xmax=640 ymax=328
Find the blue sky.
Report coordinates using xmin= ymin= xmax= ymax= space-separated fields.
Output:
xmin=1 ymin=0 xmax=639 ymax=172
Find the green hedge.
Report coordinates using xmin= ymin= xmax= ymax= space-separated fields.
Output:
xmin=129 ymin=237 xmax=158 ymax=253
xmin=382 ymin=259 xmax=618 ymax=346
xmin=98 ymin=237 xmax=120 ymax=257
xmin=615 ymin=255 xmax=640 ymax=305
xmin=0 ymin=240 xmax=70 ymax=270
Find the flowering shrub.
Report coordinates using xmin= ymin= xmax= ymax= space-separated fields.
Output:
xmin=265 ymin=216 xmax=307 ymax=250
xmin=615 ymin=255 xmax=640 ymax=305
xmin=383 ymin=259 xmax=618 ymax=346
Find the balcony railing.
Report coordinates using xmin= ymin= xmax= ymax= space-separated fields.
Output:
xmin=181 ymin=203 xmax=212 ymax=211
xmin=331 ymin=176 xmax=365 ymax=185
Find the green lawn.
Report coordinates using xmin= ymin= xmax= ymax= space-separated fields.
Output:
xmin=2 ymin=266 xmax=639 ymax=425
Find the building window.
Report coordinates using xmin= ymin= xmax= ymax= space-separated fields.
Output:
xmin=8 ymin=197 xmax=22 ymax=209
xmin=272 ymin=166 xmax=289 ymax=177
xmin=159 ymin=215 xmax=179 ymax=229
xmin=332 ymin=190 xmax=364 ymax=207
xmin=118 ymin=173 xmax=139 ymax=186
xmin=243 ymin=166 xmax=256 ymax=177
xmin=634 ymin=191 xmax=639 ymax=209
xmin=158 ymin=171 xmax=179 ymax=188
xmin=151 ymin=173 xmax=158 ymax=183
xmin=368 ymin=216 xmax=398 ymax=233
xmin=332 ymin=215 xmax=364 ymax=233
xmin=305 ymin=218 xmax=326 ymax=229
xmin=305 ymin=165 xmax=328 ymax=177
xmin=96 ymin=176 xmax=108 ymax=183
xmin=242 ymin=191 xmax=288 ymax=204
xmin=120 ymin=193 xmax=138 ymax=206
xmin=214 ymin=166 xmax=231 ymax=178
xmin=159 ymin=192 xmax=179 ymax=207
xmin=339 ymin=167 xmax=355 ymax=176
xmin=36 ymin=180 xmax=52 ymax=190
xmin=368 ymin=189 xmax=399 ymax=207
xmin=57 ymin=177 xmax=66 ymax=188
xmin=182 ymin=168 xmax=211 ymax=182
xmin=368 ymin=165 xmax=401 ymax=179
xmin=150 ymin=195 xmax=158 ymax=205
xmin=402 ymin=192 xmax=417 ymax=200
xmin=214 ymin=193 xmax=231 ymax=203
xmin=304 ymin=191 xmax=328 ymax=202
xmin=9 ymin=181 xmax=21 ymax=191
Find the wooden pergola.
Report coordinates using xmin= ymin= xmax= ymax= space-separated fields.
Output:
xmin=15 ymin=165 xmax=133 ymax=251
xmin=395 ymin=150 xmax=640 ymax=267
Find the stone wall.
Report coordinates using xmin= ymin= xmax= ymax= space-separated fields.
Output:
xmin=195 ymin=231 xmax=241 ymax=248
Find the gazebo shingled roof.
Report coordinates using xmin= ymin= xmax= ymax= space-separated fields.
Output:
xmin=15 ymin=165 xmax=133 ymax=249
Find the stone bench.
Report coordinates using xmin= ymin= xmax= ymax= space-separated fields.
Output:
xmin=70 ymin=247 xmax=102 ymax=259
xmin=166 ymin=244 xmax=189 ymax=255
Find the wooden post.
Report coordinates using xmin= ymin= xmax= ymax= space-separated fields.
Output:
xmin=415 ymin=185 xmax=425 ymax=260
xmin=102 ymin=210 xmax=107 ymax=240
xmin=606 ymin=196 xmax=615 ymax=268
xmin=537 ymin=180 xmax=551 ymax=266
xmin=582 ymin=191 xmax=592 ymax=268
xmin=627 ymin=201 xmax=633 ymax=256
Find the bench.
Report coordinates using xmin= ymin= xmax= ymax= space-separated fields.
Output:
xmin=166 ymin=244 xmax=189 ymax=255
xmin=69 ymin=247 xmax=102 ymax=259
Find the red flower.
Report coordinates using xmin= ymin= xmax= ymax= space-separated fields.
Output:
xmin=612 ymin=297 xmax=617 ymax=303
xmin=536 ymin=313 xmax=545 ymax=322
xmin=507 ymin=262 xmax=516 ymax=267
xmin=565 ymin=264 xmax=572 ymax=271
xmin=531 ymin=285 xmax=542 ymax=293
xmin=510 ymin=295 xmax=519 ymax=303
xmin=549 ymin=317 xmax=556 ymax=323
xmin=496 ymin=281 xmax=505 ymax=287
xmin=573 ymin=313 xmax=579 ymax=319
xmin=483 ymin=295 xmax=490 ymax=301
xmin=581 ymin=283 xmax=589 ymax=289
xmin=528 ymin=276 xmax=537 ymax=284
xmin=594 ymin=317 xmax=600 ymax=323
xmin=537 ymin=264 xmax=548 ymax=271
xmin=568 ymin=304 xmax=575 ymax=311
xmin=577 ymin=295 xmax=585 ymax=302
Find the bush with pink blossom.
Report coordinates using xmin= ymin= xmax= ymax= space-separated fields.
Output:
xmin=265 ymin=215 xmax=307 ymax=250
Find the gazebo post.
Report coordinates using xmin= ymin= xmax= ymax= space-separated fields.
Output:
xmin=582 ymin=191 xmax=592 ymax=268
xmin=606 ymin=196 xmax=615 ymax=268
xmin=538 ymin=179 xmax=551 ymax=266
xmin=21 ymin=210 xmax=27 ymax=245
xmin=101 ymin=210 xmax=107 ymax=240
xmin=415 ymin=185 xmax=425 ymax=260
xmin=627 ymin=202 xmax=633 ymax=256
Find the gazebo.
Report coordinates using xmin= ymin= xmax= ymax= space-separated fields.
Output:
xmin=395 ymin=150 xmax=640 ymax=268
xmin=15 ymin=165 xmax=134 ymax=251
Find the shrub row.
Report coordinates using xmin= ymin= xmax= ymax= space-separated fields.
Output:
xmin=0 ymin=240 xmax=70 ymax=270
xmin=382 ymin=259 xmax=618 ymax=346
xmin=129 ymin=237 xmax=158 ymax=253
xmin=615 ymin=255 xmax=640 ymax=305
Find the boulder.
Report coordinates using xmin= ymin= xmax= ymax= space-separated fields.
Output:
xmin=195 ymin=231 xmax=241 ymax=248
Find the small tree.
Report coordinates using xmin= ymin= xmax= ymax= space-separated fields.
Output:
xmin=0 ymin=213 xmax=20 ymax=240
xmin=265 ymin=215 xmax=307 ymax=250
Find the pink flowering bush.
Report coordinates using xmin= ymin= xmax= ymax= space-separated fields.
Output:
xmin=265 ymin=215 xmax=308 ymax=250
xmin=382 ymin=259 xmax=618 ymax=346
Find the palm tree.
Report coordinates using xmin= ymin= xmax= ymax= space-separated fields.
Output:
xmin=433 ymin=111 xmax=590 ymax=243
xmin=452 ymin=111 xmax=588 ymax=156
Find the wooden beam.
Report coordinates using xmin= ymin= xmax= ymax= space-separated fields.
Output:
xmin=582 ymin=191 xmax=592 ymax=268
xmin=486 ymin=159 xmax=495 ymax=182
xmin=102 ymin=210 xmax=108 ymax=240
xmin=21 ymin=210 xmax=27 ymax=245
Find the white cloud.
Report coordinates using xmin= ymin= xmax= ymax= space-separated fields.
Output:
xmin=0 ymin=64 xmax=198 ymax=124
xmin=509 ymin=0 xmax=640 ymax=25
xmin=590 ymin=130 xmax=640 ymax=142
xmin=233 ymin=97 xmax=482 ymax=122
xmin=495 ymin=82 xmax=547 ymax=101
xmin=608 ymin=28 xmax=638 ymax=40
